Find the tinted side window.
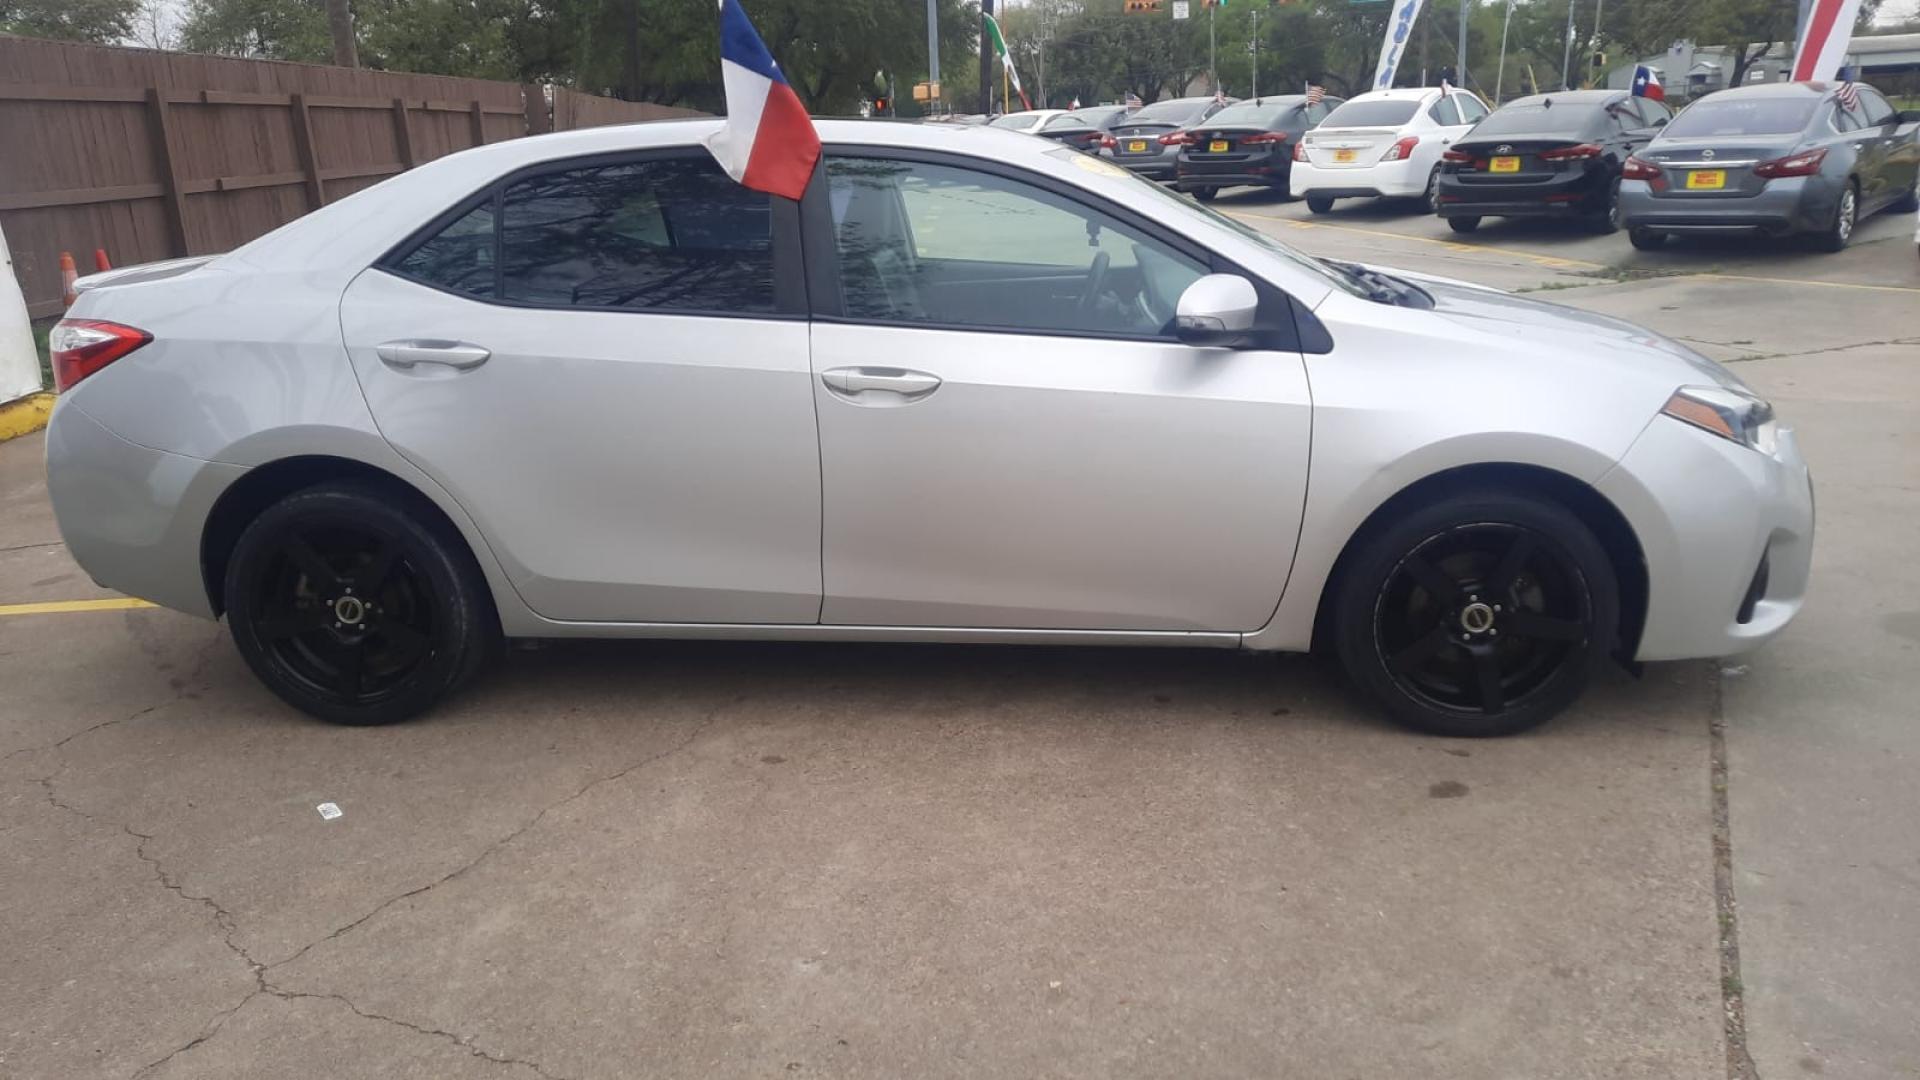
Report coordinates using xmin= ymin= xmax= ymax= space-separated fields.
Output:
xmin=395 ymin=202 xmax=496 ymax=297
xmin=825 ymin=157 xmax=1207 ymax=338
xmin=1858 ymin=89 xmax=1896 ymax=126
xmin=1429 ymin=96 xmax=1462 ymax=126
xmin=498 ymin=157 xmax=775 ymax=313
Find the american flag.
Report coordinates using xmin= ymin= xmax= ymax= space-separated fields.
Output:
xmin=1837 ymin=81 xmax=1860 ymax=111
xmin=1305 ymin=83 xmax=1326 ymax=104
xmin=1124 ymin=91 xmax=1143 ymax=109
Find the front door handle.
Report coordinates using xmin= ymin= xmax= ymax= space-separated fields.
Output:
xmin=376 ymin=340 xmax=491 ymax=371
xmin=821 ymin=367 xmax=942 ymax=399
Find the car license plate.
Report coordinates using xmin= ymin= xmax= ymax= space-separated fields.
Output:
xmin=1333 ymin=148 xmax=1356 ymax=163
xmin=1210 ymin=140 xmax=1230 ymax=153
xmin=1490 ymin=155 xmax=1521 ymax=173
xmin=1686 ymin=169 xmax=1726 ymax=190
xmin=1127 ymin=140 xmax=1148 ymax=153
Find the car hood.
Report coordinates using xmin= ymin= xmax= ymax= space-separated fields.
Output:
xmin=1386 ymin=267 xmax=1746 ymax=392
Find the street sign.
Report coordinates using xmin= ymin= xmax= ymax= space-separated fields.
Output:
xmin=913 ymin=81 xmax=941 ymax=101
xmin=1172 ymin=0 xmax=1190 ymax=17
xmin=1124 ymin=0 xmax=1164 ymax=11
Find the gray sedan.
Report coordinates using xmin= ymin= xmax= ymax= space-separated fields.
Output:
xmin=1619 ymin=80 xmax=1920 ymax=251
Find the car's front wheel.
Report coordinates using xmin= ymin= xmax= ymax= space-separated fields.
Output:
xmin=1332 ymin=490 xmax=1619 ymax=737
xmin=224 ymin=481 xmax=498 ymax=725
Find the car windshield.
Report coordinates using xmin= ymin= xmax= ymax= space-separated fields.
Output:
xmin=1132 ymin=99 xmax=1209 ymax=123
xmin=1322 ymin=98 xmax=1420 ymax=127
xmin=1466 ymin=101 xmax=1603 ymax=136
xmin=989 ymin=112 xmax=1044 ymax=130
xmin=1043 ymin=146 xmax=1371 ymax=300
xmin=1206 ymin=100 xmax=1300 ymax=127
xmin=1663 ymin=96 xmax=1820 ymax=137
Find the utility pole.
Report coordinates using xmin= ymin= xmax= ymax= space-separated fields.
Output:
xmin=927 ymin=0 xmax=940 ymax=114
xmin=1249 ymin=5 xmax=1259 ymax=98
xmin=1589 ymin=0 xmax=1605 ymax=88
xmin=1560 ymin=0 xmax=1577 ymax=89
xmin=1495 ymin=0 xmax=1515 ymax=101
xmin=1456 ymin=0 xmax=1469 ymax=88
xmin=1209 ymin=1 xmax=1218 ymax=94
xmin=979 ymin=0 xmax=995 ymax=115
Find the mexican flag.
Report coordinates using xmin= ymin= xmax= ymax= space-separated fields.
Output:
xmin=983 ymin=13 xmax=1034 ymax=110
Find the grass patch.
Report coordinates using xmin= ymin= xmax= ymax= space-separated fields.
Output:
xmin=31 ymin=318 xmax=53 ymax=389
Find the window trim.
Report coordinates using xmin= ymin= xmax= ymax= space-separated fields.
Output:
xmin=374 ymin=146 xmax=807 ymax=320
xmin=802 ymin=143 xmax=1306 ymax=352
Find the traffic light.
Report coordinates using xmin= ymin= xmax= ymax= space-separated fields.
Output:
xmin=873 ymin=96 xmax=890 ymax=115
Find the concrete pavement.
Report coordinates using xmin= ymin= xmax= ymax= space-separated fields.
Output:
xmin=2 ymin=188 xmax=1915 ymax=1079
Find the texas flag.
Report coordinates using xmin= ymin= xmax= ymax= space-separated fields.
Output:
xmin=1631 ymin=64 xmax=1665 ymax=102
xmin=703 ymin=0 xmax=819 ymax=201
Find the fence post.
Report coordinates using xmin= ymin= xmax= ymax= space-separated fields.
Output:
xmin=392 ymin=98 xmax=416 ymax=167
xmin=144 ymin=87 xmax=190 ymax=256
xmin=290 ymin=93 xmax=326 ymax=210
xmin=469 ymin=100 xmax=487 ymax=146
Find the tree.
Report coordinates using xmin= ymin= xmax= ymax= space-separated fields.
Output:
xmin=178 ymin=0 xmax=332 ymax=60
xmin=326 ymin=0 xmax=357 ymax=65
xmin=1 ymin=0 xmax=141 ymax=43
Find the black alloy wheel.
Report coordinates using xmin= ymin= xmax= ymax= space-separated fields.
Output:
xmin=225 ymin=481 xmax=497 ymax=725
xmin=1334 ymin=492 xmax=1618 ymax=737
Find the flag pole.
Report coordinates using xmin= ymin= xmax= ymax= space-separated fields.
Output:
xmin=979 ymin=0 xmax=995 ymax=115
xmin=1495 ymin=0 xmax=1514 ymax=102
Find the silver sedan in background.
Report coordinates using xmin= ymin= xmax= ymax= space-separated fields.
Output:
xmin=45 ymin=120 xmax=1813 ymax=736
xmin=1619 ymin=80 xmax=1920 ymax=251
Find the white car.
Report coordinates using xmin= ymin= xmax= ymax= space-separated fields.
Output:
xmin=1290 ymin=87 xmax=1490 ymax=213
xmin=987 ymin=109 xmax=1068 ymax=133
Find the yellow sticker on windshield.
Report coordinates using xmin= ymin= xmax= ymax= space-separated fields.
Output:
xmin=1068 ymin=153 xmax=1132 ymax=179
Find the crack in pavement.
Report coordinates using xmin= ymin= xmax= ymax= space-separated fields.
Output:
xmin=274 ymin=992 xmax=570 ymax=1078
xmin=1685 ymin=335 xmax=1920 ymax=365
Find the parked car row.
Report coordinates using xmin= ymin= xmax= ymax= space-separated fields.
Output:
xmin=1035 ymin=81 xmax=1920 ymax=253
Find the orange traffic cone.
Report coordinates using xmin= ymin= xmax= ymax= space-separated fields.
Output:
xmin=93 ymin=248 xmax=111 ymax=272
xmin=59 ymin=251 xmax=78 ymax=308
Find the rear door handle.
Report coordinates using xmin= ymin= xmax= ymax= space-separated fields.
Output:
xmin=376 ymin=340 xmax=491 ymax=371
xmin=821 ymin=367 xmax=942 ymax=399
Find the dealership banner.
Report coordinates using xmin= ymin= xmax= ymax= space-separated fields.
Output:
xmin=1791 ymin=0 xmax=1862 ymax=80
xmin=1372 ymin=0 xmax=1429 ymax=89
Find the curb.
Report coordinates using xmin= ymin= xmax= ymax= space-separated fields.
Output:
xmin=0 ymin=392 xmax=54 ymax=443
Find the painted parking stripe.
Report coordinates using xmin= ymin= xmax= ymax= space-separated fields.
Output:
xmin=0 ymin=597 xmax=158 ymax=616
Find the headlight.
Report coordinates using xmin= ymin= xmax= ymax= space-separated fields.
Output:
xmin=1661 ymin=385 xmax=1777 ymax=454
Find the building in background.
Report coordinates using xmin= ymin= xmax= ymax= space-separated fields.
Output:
xmin=1607 ymin=33 xmax=1920 ymax=100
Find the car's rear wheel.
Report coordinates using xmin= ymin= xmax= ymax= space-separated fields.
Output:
xmin=1333 ymin=491 xmax=1619 ymax=737
xmin=1447 ymin=215 xmax=1481 ymax=233
xmin=1306 ymin=195 xmax=1335 ymax=214
xmin=1812 ymin=181 xmax=1857 ymax=253
xmin=224 ymin=481 xmax=497 ymax=725
xmin=1590 ymin=179 xmax=1622 ymax=234
xmin=1628 ymin=226 xmax=1666 ymax=251
xmin=1423 ymin=165 xmax=1441 ymax=213
xmin=1890 ymin=172 xmax=1918 ymax=214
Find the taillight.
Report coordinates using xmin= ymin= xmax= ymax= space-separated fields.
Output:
xmin=1241 ymin=132 xmax=1287 ymax=145
xmin=1380 ymin=135 xmax=1419 ymax=161
xmin=1754 ymin=147 xmax=1827 ymax=178
xmin=1441 ymin=148 xmax=1472 ymax=162
xmin=1539 ymin=143 xmax=1603 ymax=161
xmin=50 ymin=319 xmax=151 ymax=392
xmin=1158 ymin=131 xmax=1193 ymax=146
xmin=1621 ymin=155 xmax=1662 ymax=180
xmin=1099 ymin=134 xmax=1117 ymax=149
xmin=1292 ymin=141 xmax=1308 ymax=162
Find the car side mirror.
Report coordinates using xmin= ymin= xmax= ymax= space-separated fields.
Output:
xmin=1173 ymin=274 xmax=1260 ymax=347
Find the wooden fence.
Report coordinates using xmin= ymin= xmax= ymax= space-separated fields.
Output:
xmin=0 ymin=35 xmax=706 ymax=317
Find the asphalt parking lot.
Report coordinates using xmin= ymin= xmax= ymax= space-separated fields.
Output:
xmin=4 ymin=193 xmax=1917 ymax=1079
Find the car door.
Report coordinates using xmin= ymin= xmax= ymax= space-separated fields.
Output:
xmin=805 ymin=151 xmax=1312 ymax=631
xmin=1418 ymin=93 xmax=1471 ymax=176
xmin=339 ymin=150 xmax=822 ymax=624
xmin=1856 ymin=88 xmax=1906 ymax=210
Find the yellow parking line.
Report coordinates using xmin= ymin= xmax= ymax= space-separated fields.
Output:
xmin=1224 ymin=210 xmax=1609 ymax=271
xmin=0 ymin=597 xmax=158 ymax=616
xmin=1701 ymin=273 xmax=1920 ymax=295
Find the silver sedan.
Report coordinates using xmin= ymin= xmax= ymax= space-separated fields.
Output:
xmin=45 ymin=119 xmax=1813 ymax=736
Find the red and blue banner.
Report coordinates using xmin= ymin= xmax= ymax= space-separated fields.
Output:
xmin=704 ymin=0 xmax=820 ymax=201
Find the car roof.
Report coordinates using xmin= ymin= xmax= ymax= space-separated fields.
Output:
xmin=1502 ymin=89 xmax=1625 ymax=107
xmin=1343 ymin=87 xmax=1445 ymax=102
xmin=1702 ymin=80 xmax=1841 ymax=100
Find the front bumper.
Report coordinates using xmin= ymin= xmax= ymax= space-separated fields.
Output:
xmin=1618 ymin=176 xmax=1831 ymax=235
xmin=1596 ymin=414 xmax=1814 ymax=661
xmin=45 ymin=398 xmax=244 ymax=618
xmin=1289 ymin=158 xmax=1426 ymax=199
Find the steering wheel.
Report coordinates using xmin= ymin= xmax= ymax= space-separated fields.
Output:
xmin=1077 ymin=250 xmax=1112 ymax=315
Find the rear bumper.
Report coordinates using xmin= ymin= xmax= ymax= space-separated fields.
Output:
xmin=1435 ymin=171 xmax=1607 ymax=218
xmin=1177 ymin=154 xmax=1288 ymax=189
xmin=1597 ymin=415 xmax=1814 ymax=661
xmin=1618 ymin=176 xmax=1830 ymax=235
xmin=45 ymin=398 xmax=242 ymax=618
xmin=1106 ymin=148 xmax=1177 ymax=181
xmin=1289 ymin=158 xmax=1426 ymax=199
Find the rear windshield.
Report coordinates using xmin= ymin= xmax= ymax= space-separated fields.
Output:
xmin=1465 ymin=102 xmax=1603 ymax=136
xmin=1663 ymin=96 xmax=1820 ymax=137
xmin=1051 ymin=105 xmax=1126 ymax=129
xmin=1133 ymin=98 xmax=1211 ymax=123
xmin=1207 ymin=100 xmax=1302 ymax=126
xmin=1042 ymin=115 xmax=1093 ymax=131
xmin=1321 ymin=99 xmax=1420 ymax=127
xmin=988 ymin=112 xmax=1044 ymax=130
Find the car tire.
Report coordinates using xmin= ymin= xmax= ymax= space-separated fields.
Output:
xmin=1447 ymin=215 xmax=1481 ymax=233
xmin=1628 ymin=226 xmax=1666 ymax=251
xmin=1332 ymin=489 xmax=1620 ymax=738
xmin=224 ymin=480 xmax=499 ymax=726
xmin=1423 ymin=165 xmax=1442 ymax=213
xmin=1191 ymin=187 xmax=1218 ymax=202
xmin=1306 ymin=195 xmax=1335 ymax=214
xmin=1891 ymin=173 xmax=1918 ymax=214
xmin=1590 ymin=179 xmax=1622 ymax=234
xmin=1812 ymin=180 xmax=1858 ymax=253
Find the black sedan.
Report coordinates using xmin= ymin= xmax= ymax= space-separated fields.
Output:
xmin=1171 ymin=94 xmax=1345 ymax=200
xmin=1435 ymin=88 xmax=1672 ymax=233
xmin=1036 ymin=105 xmax=1133 ymax=153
